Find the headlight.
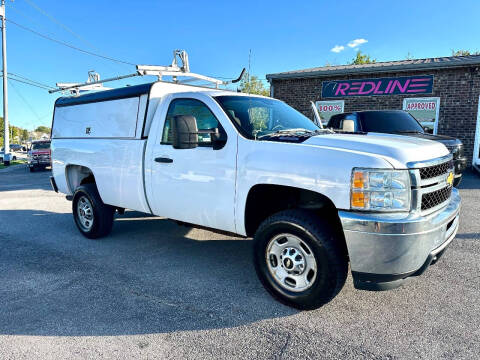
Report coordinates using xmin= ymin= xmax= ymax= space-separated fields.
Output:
xmin=351 ymin=168 xmax=411 ymax=211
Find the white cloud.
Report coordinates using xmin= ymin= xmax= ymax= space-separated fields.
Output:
xmin=347 ymin=38 xmax=368 ymax=48
xmin=330 ymin=45 xmax=345 ymax=53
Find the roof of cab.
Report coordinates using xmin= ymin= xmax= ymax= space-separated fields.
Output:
xmin=55 ymin=82 xmax=154 ymax=107
xmin=54 ymin=81 xmax=271 ymax=108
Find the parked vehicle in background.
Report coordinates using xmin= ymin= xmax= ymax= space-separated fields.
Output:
xmin=0 ymin=151 xmax=17 ymax=162
xmin=9 ymin=144 xmax=23 ymax=152
xmin=327 ymin=110 xmax=467 ymax=186
xmin=2 ymin=144 xmax=23 ymax=152
xmin=28 ymin=140 xmax=51 ymax=172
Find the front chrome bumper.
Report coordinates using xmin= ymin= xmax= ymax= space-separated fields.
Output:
xmin=338 ymin=188 xmax=461 ymax=290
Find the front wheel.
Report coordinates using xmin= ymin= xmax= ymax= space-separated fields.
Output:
xmin=253 ymin=210 xmax=348 ymax=310
xmin=72 ymin=184 xmax=115 ymax=239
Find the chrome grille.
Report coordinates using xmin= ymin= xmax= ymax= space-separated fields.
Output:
xmin=419 ymin=159 xmax=453 ymax=180
xmin=421 ymin=186 xmax=452 ymax=211
xmin=408 ymin=155 xmax=454 ymax=214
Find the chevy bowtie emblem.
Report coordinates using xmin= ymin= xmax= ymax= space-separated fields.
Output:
xmin=446 ymin=172 xmax=454 ymax=186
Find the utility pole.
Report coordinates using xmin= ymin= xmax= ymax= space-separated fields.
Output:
xmin=1 ymin=0 xmax=10 ymax=165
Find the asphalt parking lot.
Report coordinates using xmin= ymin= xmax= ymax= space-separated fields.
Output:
xmin=0 ymin=166 xmax=479 ymax=359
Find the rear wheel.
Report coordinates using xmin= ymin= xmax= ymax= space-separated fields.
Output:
xmin=253 ymin=209 xmax=347 ymax=310
xmin=72 ymin=183 xmax=115 ymax=239
xmin=29 ymin=166 xmax=35 ymax=172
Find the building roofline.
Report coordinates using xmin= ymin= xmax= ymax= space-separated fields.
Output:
xmin=266 ymin=55 xmax=480 ymax=81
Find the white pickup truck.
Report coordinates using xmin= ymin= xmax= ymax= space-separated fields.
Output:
xmin=50 ymin=81 xmax=460 ymax=309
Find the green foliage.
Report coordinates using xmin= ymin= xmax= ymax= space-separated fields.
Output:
xmin=451 ymin=49 xmax=480 ymax=56
xmin=21 ymin=129 xmax=29 ymax=142
xmin=0 ymin=119 xmax=33 ymax=146
xmin=35 ymin=126 xmax=51 ymax=134
xmin=239 ymin=73 xmax=270 ymax=96
xmin=350 ymin=51 xmax=376 ymax=65
xmin=0 ymin=159 xmax=26 ymax=169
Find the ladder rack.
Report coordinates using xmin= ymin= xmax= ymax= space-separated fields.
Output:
xmin=49 ymin=50 xmax=245 ymax=95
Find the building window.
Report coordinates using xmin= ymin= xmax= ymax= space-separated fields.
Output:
xmin=402 ymin=97 xmax=440 ymax=134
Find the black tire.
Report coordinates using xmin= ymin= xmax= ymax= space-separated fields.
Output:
xmin=72 ymin=183 xmax=115 ymax=239
xmin=29 ymin=166 xmax=35 ymax=172
xmin=453 ymin=176 xmax=462 ymax=187
xmin=253 ymin=209 xmax=348 ymax=310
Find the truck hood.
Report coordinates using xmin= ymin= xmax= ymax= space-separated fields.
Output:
xmin=303 ymin=132 xmax=449 ymax=168
xmin=389 ymin=132 xmax=462 ymax=147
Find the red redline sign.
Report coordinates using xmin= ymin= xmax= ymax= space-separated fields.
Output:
xmin=322 ymin=75 xmax=433 ymax=98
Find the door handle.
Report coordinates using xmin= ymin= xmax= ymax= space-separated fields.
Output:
xmin=155 ymin=157 xmax=173 ymax=163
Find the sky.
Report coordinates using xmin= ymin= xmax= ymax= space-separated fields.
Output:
xmin=2 ymin=0 xmax=480 ymax=131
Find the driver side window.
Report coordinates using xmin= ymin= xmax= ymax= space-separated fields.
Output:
xmin=162 ymin=99 xmax=220 ymax=145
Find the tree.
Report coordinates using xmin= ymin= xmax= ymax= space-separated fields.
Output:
xmin=238 ymin=73 xmax=270 ymax=96
xmin=35 ymin=125 xmax=51 ymax=134
xmin=350 ymin=51 xmax=376 ymax=65
xmin=21 ymin=129 xmax=29 ymax=142
xmin=451 ymin=49 xmax=480 ymax=56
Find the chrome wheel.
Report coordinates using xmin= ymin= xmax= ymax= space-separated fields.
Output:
xmin=77 ymin=196 xmax=94 ymax=231
xmin=265 ymin=233 xmax=317 ymax=292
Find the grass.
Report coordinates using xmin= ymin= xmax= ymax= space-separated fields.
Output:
xmin=0 ymin=160 xmax=27 ymax=170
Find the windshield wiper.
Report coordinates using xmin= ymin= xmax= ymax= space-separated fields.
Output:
xmin=393 ymin=130 xmax=424 ymax=134
xmin=257 ymin=128 xmax=316 ymax=139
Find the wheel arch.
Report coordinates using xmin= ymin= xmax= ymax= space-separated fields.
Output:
xmin=244 ymin=184 xmax=345 ymax=244
xmin=65 ymin=164 xmax=97 ymax=194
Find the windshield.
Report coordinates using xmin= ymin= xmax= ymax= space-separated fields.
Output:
xmin=32 ymin=142 xmax=50 ymax=150
xmin=360 ymin=111 xmax=424 ymax=133
xmin=214 ymin=96 xmax=320 ymax=139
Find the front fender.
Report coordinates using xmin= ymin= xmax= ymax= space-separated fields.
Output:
xmin=235 ymin=138 xmax=393 ymax=235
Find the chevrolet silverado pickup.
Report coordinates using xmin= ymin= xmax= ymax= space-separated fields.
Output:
xmin=49 ymin=81 xmax=460 ymax=309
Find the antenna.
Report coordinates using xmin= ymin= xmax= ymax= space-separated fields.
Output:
xmin=49 ymin=50 xmax=246 ymax=94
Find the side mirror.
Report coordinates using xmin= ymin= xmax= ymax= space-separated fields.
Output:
xmin=172 ymin=115 xmax=199 ymax=149
xmin=211 ymin=128 xmax=227 ymax=150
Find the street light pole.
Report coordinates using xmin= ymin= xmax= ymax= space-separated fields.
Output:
xmin=1 ymin=0 xmax=10 ymax=165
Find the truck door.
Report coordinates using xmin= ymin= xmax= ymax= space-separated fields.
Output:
xmin=148 ymin=94 xmax=237 ymax=233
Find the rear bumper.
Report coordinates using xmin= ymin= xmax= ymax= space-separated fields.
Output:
xmin=338 ymin=188 xmax=461 ymax=290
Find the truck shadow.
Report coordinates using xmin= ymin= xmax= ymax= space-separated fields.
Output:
xmin=0 ymin=209 xmax=298 ymax=336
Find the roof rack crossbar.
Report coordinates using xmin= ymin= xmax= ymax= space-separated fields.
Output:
xmin=49 ymin=50 xmax=246 ymax=95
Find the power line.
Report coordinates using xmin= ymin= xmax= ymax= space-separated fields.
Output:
xmin=6 ymin=19 xmax=136 ymax=66
xmin=2 ymin=75 xmax=52 ymax=90
xmin=8 ymin=79 xmax=43 ymax=121
xmin=6 ymin=2 xmax=51 ymax=32
xmin=24 ymin=0 xmax=101 ymax=53
xmin=22 ymin=0 xmax=130 ymax=72
xmin=8 ymin=72 xmax=55 ymax=89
